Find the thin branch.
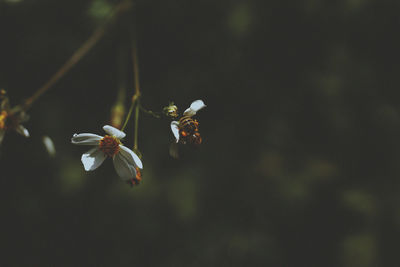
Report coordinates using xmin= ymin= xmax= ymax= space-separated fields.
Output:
xmin=23 ymin=0 xmax=133 ymax=110
xmin=133 ymin=99 xmax=140 ymax=151
xmin=121 ymin=100 xmax=134 ymax=132
xmin=131 ymin=31 xmax=141 ymax=151
xmin=131 ymin=28 xmax=141 ymax=99
xmin=139 ymin=105 xmax=161 ymax=118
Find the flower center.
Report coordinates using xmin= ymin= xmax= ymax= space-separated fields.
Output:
xmin=99 ymin=135 xmax=121 ymax=157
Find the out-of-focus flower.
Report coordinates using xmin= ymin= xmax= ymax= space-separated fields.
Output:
xmin=110 ymin=103 xmax=125 ymax=129
xmin=42 ymin=135 xmax=56 ymax=157
xmin=170 ymin=100 xmax=206 ymax=145
xmin=0 ymin=90 xmax=30 ymax=144
xmin=71 ymin=125 xmax=143 ymax=185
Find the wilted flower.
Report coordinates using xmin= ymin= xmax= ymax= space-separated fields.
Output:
xmin=0 ymin=90 xmax=30 ymax=144
xmin=170 ymin=100 xmax=206 ymax=144
xmin=71 ymin=125 xmax=143 ymax=185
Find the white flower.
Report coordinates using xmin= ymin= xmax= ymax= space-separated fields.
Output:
xmin=170 ymin=100 xmax=206 ymax=143
xmin=71 ymin=125 xmax=143 ymax=183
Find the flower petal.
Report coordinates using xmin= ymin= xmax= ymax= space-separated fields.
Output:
xmin=183 ymin=100 xmax=206 ymax=117
xmin=170 ymin=121 xmax=180 ymax=143
xmin=103 ymin=125 xmax=125 ymax=139
xmin=119 ymin=145 xmax=143 ymax=169
xmin=71 ymin=133 xmax=102 ymax=145
xmin=81 ymin=147 xmax=106 ymax=171
xmin=42 ymin=135 xmax=56 ymax=157
xmin=16 ymin=125 xmax=29 ymax=137
xmin=113 ymin=152 xmax=136 ymax=180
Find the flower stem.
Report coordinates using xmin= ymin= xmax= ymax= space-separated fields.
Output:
xmin=23 ymin=0 xmax=133 ymax=111
xmin=133 ymin=99 xmax=140 ymax=151
xmin=120 ymin=101 xmax=134 ymax=132
xmin=131 ymin=30 xmax=141 ymax=151
xmin=119 ymin=14 xmax=141 ymax=151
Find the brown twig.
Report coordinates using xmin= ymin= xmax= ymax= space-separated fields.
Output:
xmin=23 ymin=0 xmax=133 ymax=110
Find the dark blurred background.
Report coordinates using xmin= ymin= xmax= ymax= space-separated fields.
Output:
xmin=1 ymin=0 xmax=400 ymax=266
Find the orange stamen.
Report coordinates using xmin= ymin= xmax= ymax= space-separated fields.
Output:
xmin=128 ymin=168 xmax=142 ymax=186
xmin=99 ymin=135 xmax=121 ymax=157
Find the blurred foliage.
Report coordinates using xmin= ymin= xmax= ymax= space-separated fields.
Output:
xmin=1 ymin=0 xmax=400 ymax=266
xmin=88 ymin=0 xmax=113 ymax=22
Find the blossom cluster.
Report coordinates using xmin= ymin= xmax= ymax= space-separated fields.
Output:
xmin=70 ymin=100 xmax=205 ymax=184
xmin=0 ymin=94 xmax=206 ymax=187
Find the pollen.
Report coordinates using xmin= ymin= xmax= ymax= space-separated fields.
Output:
xmin=99 ymin=135 xmax=121 ymax=157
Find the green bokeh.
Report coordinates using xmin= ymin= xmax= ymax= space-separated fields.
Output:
xmin=0 ymin=0 xmax=399 ymax=265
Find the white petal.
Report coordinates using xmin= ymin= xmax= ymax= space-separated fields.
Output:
xmin=16 ymin=125 xmax=29 ymax=137
xmin=119 ymin=145 xmax=143 ymax=169
xmin=103 ymin=125 xmax=125 ymax=139
xmin=170 ymin=121 xmax=180 ymax=143
xmin=42 ymin=135 xmax=56 ymax=157
xmin=81 ymin=147 xmax=106 ymax=171
xmin=113 ymin=152 xmax=136 ymax=180
xmin=71 ymin=133 xmax=102 ymax=145
xmin=190 ymin=99 xmax=206 ymax=111
xmin=183 ymin=100 xmax=206 ymax=117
